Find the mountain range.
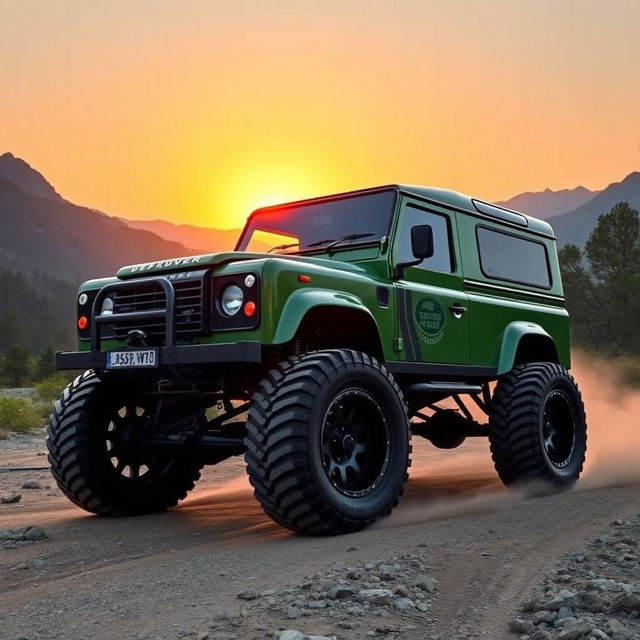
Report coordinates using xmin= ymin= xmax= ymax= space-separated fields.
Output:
xmin=2 ymin=151 xmax=640 ymax=289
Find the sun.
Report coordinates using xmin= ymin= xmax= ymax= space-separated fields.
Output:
xmin=213 ymin=157 xmax=330 ymax=229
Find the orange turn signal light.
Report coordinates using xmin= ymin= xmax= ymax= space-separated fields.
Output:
xmin=244 ymin=301 xmax=256 ymax=317
xmin=298 ymin=275 xmax=311 ymax=282
xmin=77 ymin=316 xmax=88 ymax=330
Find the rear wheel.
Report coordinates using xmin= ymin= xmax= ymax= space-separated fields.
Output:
xmin=47 ymin=370 xmax=202 ymax=516
xmin=488 ymin=362 xmax=587 ymax=490
xmin=245 ymin=350 xmax=411 ymax=535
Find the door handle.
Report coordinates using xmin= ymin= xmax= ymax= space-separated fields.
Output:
xmin=449 ymin=304 xmax=468 ymax=317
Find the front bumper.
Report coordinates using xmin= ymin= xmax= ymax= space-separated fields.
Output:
xmin=55 ymin=341 xmax=262 ymax=370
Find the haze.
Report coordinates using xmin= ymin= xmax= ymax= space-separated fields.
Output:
xmin=1 ymin=0 xmax=638 ymax=229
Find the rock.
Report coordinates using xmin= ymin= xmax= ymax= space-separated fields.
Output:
xmin=544 ymin=589 xmax=577 ymax=610
xmin=307 ymin=600 xmax=327 ymax=609
xmin=32 ymin=558 xmax=45 ymax=568
xmin=260 ymin=589 xmax=276 ymax=597
xmin=577 ymin=590 xmax=608 ymax=612
xmin=611 ymin=592 xmax=640 ymax=613
xmin=23 ymin=526 xmax=47 ymax=541
xmin=237 ymin=591 xmax=257 ymax=601
xmin=556 ymin=607 xmax=572 ymax=621
xmin=273 ymin=632 xmax=304 ymax=640
xmin=529 ymin=630 xmax=553 ymax=640
xmin=392 ymin=597 xmax=415 ymax=611
xmin=375 ymin=624 xmax=401 ymax=634
xmin=177 ymin=630 xmax=194 ymax=638
xmin=358 ymin=589 xmax=394 ymax=605
xmin=1 ymin=493 xmax=21 ymax=504
xmin=347 ymin=546 xmax=358 ymax=552
xmin=556 ymin=624 xmax=592 ymax=640
xmin=196 ymin=633 xmax=210 ymax=640
xmin=214 ymin=611 xmax=234 ymax=621
xmin=286 ymin=606 xmax=301 ymax=620
xmin=326 ymin=585 xmax=354 ymax=600
xmin=414 ymin=576 xmax=438 ymax=593
xmin=588 ymin=630 xmax=611 ymax=640
xmin=416 ymin=602 xmax=429 ymax=612
xmin=306 ymin=636 xmax=336 ymax=640
xmin=509 ymin=619 xmax=536 ymax=634
xmin=377 ymin=564 xmax=398 ymax=580
xmin=21 ymin=480 xmax=41 ymax=489
xmin=347 ymin=570 xmax=362 ymax=580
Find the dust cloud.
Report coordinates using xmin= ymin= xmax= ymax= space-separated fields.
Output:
xmin=573 ymin=352 xmax=640 ymax=488
xmin=383 ymin=352 xmax=640 ymax=528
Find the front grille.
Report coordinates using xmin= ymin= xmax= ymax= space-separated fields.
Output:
xmin=111 ymin=274 xmax=205 ymax=343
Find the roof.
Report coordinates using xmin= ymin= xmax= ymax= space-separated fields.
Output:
xmin=394 ymin=184 xmax=555 ymax=238
xmin=251 ymin=184 xmax=556 ymax=239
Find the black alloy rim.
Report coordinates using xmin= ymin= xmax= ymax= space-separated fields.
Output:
xmin=541 ymin=390 xmax=577 ymax=469
xmin=104 ymin=402 xmax=170 ymax=482
xmin=320 ymin=389 xmax=390 ymax=497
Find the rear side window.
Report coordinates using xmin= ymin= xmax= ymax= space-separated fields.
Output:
xmin=476 ymin=226 xmax=551 ymax=288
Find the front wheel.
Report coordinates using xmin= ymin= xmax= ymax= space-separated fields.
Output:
xmin=47 ymin=370 xmax=203 ymax=516
xmin=245 ymin=350 xmax=411 ymax=535
xmin=488 ymin=362 xmax=587 ymax=490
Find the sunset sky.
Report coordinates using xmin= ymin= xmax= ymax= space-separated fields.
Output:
xmin=1 ymin=0 xmax=639 ymax=229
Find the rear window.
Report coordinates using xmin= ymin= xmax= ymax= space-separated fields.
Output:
xmin=476 ymin=226 xmax=551 ymax=289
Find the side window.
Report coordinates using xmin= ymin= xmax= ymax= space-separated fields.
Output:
xmin=476 ymin=226 xmax=551 ymax=288
xmin=396 ymin=204 xmax=452 ymax=273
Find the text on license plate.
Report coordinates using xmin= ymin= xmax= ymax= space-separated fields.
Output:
xmin=107 ymin=349 xmax=157 ymax=369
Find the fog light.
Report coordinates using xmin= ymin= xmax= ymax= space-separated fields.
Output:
xmin=78 ymin=293 xmax=88 ymax=306
xmin=101 ymin=297 xmax=114 ymax=316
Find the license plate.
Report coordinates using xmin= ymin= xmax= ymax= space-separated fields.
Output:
xmin=106 ymin=349 xmax=158 ymax=369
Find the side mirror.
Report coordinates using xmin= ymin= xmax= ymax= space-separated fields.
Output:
xmin=393 ymin=224 xmax=434 ymax=279
xmin=411 ymin=225 xmax=434 ymax=260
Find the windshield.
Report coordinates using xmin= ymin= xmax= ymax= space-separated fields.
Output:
xmin=236 ymin=190 xmax=396 ymax=253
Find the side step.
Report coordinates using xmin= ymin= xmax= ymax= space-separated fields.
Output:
xmin=405 ymin=382 xmax=482 ymax=396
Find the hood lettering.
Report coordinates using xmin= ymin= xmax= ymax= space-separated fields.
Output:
xmin=129 ymin=257 xmax=202 ymax=273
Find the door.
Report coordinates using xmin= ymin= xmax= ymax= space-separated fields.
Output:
xmin=392 ymin=199 xmax=470 ymax=364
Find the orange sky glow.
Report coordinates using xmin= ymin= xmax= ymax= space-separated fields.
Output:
xmin=1 ymin=0 xmax=639 ymax=229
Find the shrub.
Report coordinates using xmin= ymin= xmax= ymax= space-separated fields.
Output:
xmin=0 ymin=396 xmax=42 ymax=433
xmin=36 ymin=373 xmax=71 ymax=403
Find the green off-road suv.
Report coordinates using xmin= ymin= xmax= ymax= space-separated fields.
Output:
xmin=49 ymin=185 xmax=587 ymax=534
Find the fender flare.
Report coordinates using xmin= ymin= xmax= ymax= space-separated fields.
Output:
xmin=272 ymin=288 xmax=380 ymax=345
xmin=496 ymin=321 xmax=559 ymax=375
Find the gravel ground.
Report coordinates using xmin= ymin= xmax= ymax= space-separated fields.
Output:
xmin=511 ymin=517 xmax=640 ymax=640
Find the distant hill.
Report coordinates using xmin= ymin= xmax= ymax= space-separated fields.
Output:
xmin=0 ymin=153 xmax=196 ymax=284
xmin=496 ymin=186 xmax=598 ymax=219
xmin=0 ymin=152 xmax=62 ymax=202
xmin=123 ymin=219 xmax=241 ymax=254
xmin=548 ymin=172 xmax=640 ymax=248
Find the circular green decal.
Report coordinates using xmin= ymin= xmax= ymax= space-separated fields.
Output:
xmin=415 ymin=297 xmax=446 ymax=343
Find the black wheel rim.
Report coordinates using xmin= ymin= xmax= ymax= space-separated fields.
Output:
xmin=320 ymin=389 xmax=390 ymax=497
xmin=105 ymin=402 xmax=171 ymax=483
xmin=541 ymin=390 xmax=576 ymax=469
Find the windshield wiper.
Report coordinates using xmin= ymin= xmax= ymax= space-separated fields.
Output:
xmin=268 ymin=243 xmax=300 ymax=253
xmin=306 ymin=233 xmax=376 ymax=251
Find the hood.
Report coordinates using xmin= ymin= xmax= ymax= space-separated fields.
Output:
xmin=116 ymin=251 xmax=369 ymax=279
xmin=116 ymin=251 xmax=270 ymax=278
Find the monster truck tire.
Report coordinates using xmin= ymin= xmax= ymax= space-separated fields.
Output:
xmin=245 ymin=350 xmax=411 ymax=535
xmin=46 ymin=370 xmax=202 ymax=516
xmin=488 ymin=362 xmax=587 ymax=490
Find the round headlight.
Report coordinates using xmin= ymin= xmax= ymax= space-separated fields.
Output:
xmin=101 ymin=297 xmax=114 ymax=316
xmin=244 ymin=274 xmax=256 ymax=288
xmin=221 ymin=285 xmax=243 ymax=316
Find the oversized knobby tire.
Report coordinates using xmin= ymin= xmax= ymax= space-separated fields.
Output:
xmin=245 ymin=350 xmax=411 ymax=535
xmin=46 ymin=370 xmax=202 ymax=516
xmin=488 ymin=362 xmax=587 ymax=490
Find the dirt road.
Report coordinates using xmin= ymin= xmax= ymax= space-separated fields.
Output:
xmin=1 ymin=434 xmax=639 ymax=640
